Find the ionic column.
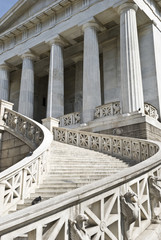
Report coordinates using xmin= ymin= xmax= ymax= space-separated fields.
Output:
xmin=18 ymin=52 xmax=36 ymax=118
xmin=82 ymin=20 xmax=101 ymax=122
xmin=47 ymin=37 xmax=64 ymax=118
xmin=118 ymin=3 xmax=144 ymax=114
xmin=72 ymin=56 xmax=83 ymax=113
xmin=0 ymin=64 xmax=10 ymax=101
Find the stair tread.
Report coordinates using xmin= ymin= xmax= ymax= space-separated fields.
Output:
xmin=9 ymin=139 xmax=131 ymax=214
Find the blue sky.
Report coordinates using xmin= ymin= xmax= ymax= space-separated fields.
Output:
xmin=0 ymin=0 xmax=19 ymax=18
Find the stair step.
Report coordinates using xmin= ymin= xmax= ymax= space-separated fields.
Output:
xmin=8 ymin=139 xmax=130 ymax=214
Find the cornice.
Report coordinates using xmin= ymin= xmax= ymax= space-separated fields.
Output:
xmin=0 ymin=0 xmax=36 ymax=31
xmin=0 ymin=0 xmax=78 ymax=40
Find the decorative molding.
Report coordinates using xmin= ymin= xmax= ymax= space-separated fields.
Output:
xmin=148 ymin=175 xmax=161 ymax=223
xmin=0 ymin=0 xmax=101 ymax=56
xmin=69 ymin=214 xmax=90 ymax=240
xmin=121 ymin=191 xmax=139 ymax=240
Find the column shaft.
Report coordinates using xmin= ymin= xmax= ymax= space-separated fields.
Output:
xmin=0 ymin=64 xmax=10 ymax=101
xmin=119 ymin=3 xmax=144 ymax=113
xmin=47 ymin=41 xmax=64 ymax=118
xmin=83 ymin=22 xmax=101 ymax=122
xmin=18 ymin=53 xmax=35 ymax=118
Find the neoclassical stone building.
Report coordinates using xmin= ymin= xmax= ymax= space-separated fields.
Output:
xmin=0 ymin=0 xmax=161 ymax=135
xmin=1 ymin=1 xmax=161 ymax=239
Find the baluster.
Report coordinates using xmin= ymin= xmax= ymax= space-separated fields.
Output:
xmin=37 ymin=157 xmax=42 ymax=185
xmin=21 ymin=169 xmax=28 ymax=201
xmin=88 ymin=134 xmax=91 ymax=149
xmin=63 ymin=129 xmax=67 ymax=143
xmin=99 ymin=136 xmax=102 ymax=152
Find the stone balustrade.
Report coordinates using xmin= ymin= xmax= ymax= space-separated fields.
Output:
xmin=3 ymin=108 xmax=43 ymax=149
xmin=53 ymin=127 xmax=158 ymax=162
xmin=144 ymin=102 xmax=159 ymax=120
xmin=59 ymin=112 xmax=81 ymax=127
xmin=0 ymin=135 xmax=161 ymax=240
xmin=94 ymin=101 xmax=121 ymax=119
xmin=94 ymin=101 xmax=159 ymax=120
xmin=0 ymin=103 xmax=53 ymax=215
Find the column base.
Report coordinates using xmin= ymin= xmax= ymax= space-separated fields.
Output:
xmin=42 ymin=117 xmax=60 ymax=132
xmin=82 ymin=109 xmax=95 ymax=123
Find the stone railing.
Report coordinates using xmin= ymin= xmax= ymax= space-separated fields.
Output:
xmin=53 ymin=127 xmax=158 ymax=162
xmin=59 ymin=112 xmax=81 ymax=127
xmin=94 ymin=101 xmax=121 ymax=119
xmin=144 ymin=102 xmax=159 ymax=120
xmin=94 ymin=101 xmax=159 ymax=120
xmin=0 ymin=134 xmax=161 ymax=239
xmin=0 ymin=101 xmax=53 ymax=215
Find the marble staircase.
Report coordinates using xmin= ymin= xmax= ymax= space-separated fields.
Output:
xmin=13 ymin=140 xmax=133 ymax=212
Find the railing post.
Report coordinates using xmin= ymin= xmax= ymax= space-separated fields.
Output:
xmin=21 ymin=169 xmax=28 ymax=201
xmin=0 ymin=183 xmax=5 ymax=215
xmin=0 ymin=100 xmax=13 ymax=126
xmin=42 ymin=117 xmax=59 ymax=132
xmin=37 ymin=157 xmax=42 ymax=185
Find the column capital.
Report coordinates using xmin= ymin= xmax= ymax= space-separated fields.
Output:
xmin=47 ymin=35 xmax=67 ymax=47
xmin=72 ymin=54 xmax=83 ymax=63
xmin=118 ymin=3 xmax=138 ymax=15
xmin=0 ymin=63 xmax=11 ymax=71
xmin=82 ymin=20 xmax=100 ymax=32
xmin=21 ymin=51 xmax=38 ymax=61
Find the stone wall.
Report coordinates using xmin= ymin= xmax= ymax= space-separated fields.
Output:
xmin=10 ymin=69 xmax=21 ymax=112
xmin=0 ymin=131 xmax=31 ymax=172
xmin=34 ymin=76 xmax=48 ymax=123
xmin=103 ymin=37 xmax=121 ymax=104
xmin=99 ymin=122 xmax=161 ymax=142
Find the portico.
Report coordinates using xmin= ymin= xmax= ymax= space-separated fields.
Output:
xmin=0 ymin=0 xmax=161 ymax=131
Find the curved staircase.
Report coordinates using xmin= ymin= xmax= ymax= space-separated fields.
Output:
xmin=0 ymin=101 xmax=161 ymax=240
xmin=15 ymin=140 xmax=131 ymax=212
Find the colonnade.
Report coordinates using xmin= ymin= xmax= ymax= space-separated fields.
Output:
xmin=0 ymin=3 xmax=145 ymax=122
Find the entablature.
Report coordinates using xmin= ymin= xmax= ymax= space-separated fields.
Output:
xmin=0 ymin=0 xmax=160 ymax=65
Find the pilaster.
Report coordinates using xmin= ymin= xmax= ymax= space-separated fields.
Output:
xmin=118 ymin=3 xmax=144 ymax=114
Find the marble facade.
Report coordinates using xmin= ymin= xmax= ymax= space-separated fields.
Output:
xmin=0 ymin=0 xmax=161 ymax=125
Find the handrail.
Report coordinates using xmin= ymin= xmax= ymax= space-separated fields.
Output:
xmin=0 ymin=107 xmax=53 ymax=215
xmin=0 ymin=136 xmax=161 ymax=239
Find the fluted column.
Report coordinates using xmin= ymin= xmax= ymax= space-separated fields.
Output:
xmin=72 ymin=56 xmax=83 ymax=113
xmin=82 ymin=21 xmax=101 ymax=122
xmin=47 ymin=37 xmax=64 ymax=118
xmin=18 ymin=52 xmax=36 ymax=118
xmin=0 ymin=64 xmax=10 ymax=101
xmin=118 ymin=3 xmax=144 ymax=114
